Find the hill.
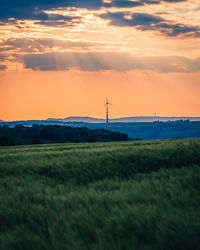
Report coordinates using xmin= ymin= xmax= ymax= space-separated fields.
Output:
xmin=46 ymin=116 xmax=200 ymax=123
xmin=1 ymin=120 xmax=200 ymax=140
xmin=46 ymin=116 xmax=105 ymax=123
xmin=1 ymin=116 xmax=200 ymax=126
xmin=0 ymin=139 xmax=200 ymax=249
xmin=83 ymin=121 xmax=200 ymax=140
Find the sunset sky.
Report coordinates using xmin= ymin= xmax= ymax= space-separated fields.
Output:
xmin=0 ymin=0 xmax=200 ymax=121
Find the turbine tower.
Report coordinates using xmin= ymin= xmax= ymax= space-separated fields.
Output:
xmin=105 ymin=98 xmax=112 ymax=124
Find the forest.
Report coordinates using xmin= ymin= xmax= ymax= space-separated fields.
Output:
xmin=0 ymin=124 xmax=129 ymax=146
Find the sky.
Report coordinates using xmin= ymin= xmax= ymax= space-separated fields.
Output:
xmin=0 ymin=0 xmax=200 ymax=121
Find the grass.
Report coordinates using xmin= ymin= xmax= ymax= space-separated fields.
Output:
xmin=0 ymin=138 xmax=200 ymax=250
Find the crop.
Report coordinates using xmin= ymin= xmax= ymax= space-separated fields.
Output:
xmin=0 ymin=138 xmax=200 ymax=250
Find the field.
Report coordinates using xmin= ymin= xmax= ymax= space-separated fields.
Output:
xmin=0 ymin=138 xmax=200 ymax=250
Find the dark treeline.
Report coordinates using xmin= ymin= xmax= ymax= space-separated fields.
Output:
xmin=0 ymin=124 xmax=129 ymax=146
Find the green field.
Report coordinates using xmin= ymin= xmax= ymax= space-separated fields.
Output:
xmin=0 ymin=139 xmax=200 ymax=250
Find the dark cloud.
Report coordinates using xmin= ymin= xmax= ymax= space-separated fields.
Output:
xmin=1 ymin=14 xmax=78 ymax=28
xmin=0 ymin=64 xmax=7 ymax=71
xmin=162 ymin=0 xmax=185 ymax=2
xmin=21 ymin=51 xmax=200 ymax=73
xmin=115 ymin=0 xmax=187 ymax=5
xmin=157 ymin=22 xmax=200 ymax=37
xmin=0 ymin=1 xmax=102 ymax=21
xmin=111 ymin=0 xmax=186 ymax=8
xmin=0 ymin=0 xmax=188 ymax=21
xmin=0 ymin=38 xmax=111 ymax=53
xmin=101 ymin=12 xmax=200 ymax=37
xmin=143 ymin=0 xmax=186 ymax=3
xmin=0 ymin=1 xmax=80 ymax=28
xmin=0 ymin=54 xmax=7 ymax=62
xmin=101 ymin=12 xmax=162 ymax=26
xmin=108 ymin=1 xmax=144 ymax=8
xmin=0 ymin=38 xmax=46 ymax=53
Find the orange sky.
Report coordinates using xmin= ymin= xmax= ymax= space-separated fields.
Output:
xmin=1 ymin=69 xmax=200 ymax=121
xmin=0 ymin=0 xmax=200 ymax=121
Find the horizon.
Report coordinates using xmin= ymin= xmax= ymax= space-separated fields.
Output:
xmin=1 ymin=0 xmax=200 ymax=120
xmin=1 ymin=114 xmax=200 ymax=123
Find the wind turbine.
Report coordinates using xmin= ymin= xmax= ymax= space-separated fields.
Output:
xmin=105 ymin=98 xmax=112 ymax=124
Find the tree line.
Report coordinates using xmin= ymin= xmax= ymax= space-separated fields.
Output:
xmin=0 ymin=124 xmax=129 ymax=146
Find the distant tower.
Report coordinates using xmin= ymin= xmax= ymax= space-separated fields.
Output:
xmin=105 ymin=98 xmax=112 ymax=124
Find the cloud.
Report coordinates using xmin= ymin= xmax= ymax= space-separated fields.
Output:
xmin=101 ymin=12 xmax=200 ymax=37
xmin=0 ymin=1 xmax=101 ymax=21
xmin=107 ymin=1 xmax=143 ymax=8
xmin=34 ymin=14 xmax=79 ymax=27
xmin=21 ymin=51 xmax=200 ymax=73
xmin=0 ymin=38 xmax=113 ymax=53
xmin=0 ymin=54 xmax=7 ymax=62
xmin=101 ymin=12 xmax=162 ymax=26
xmin=0 ymin=0 xmax=188 ymax=21
xmin=0 ymin=64 xmax=7 ymax=71
xmin=142 ymin=0 xmax=186 ymax=3
xmin=110 ymin=0 xmax=186 ymax=7
xmin=34 ymin=20 xmax=74 ymax=27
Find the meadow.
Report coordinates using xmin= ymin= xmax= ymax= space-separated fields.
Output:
xmin=0 ymin=138 xmax=200 ymax=250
